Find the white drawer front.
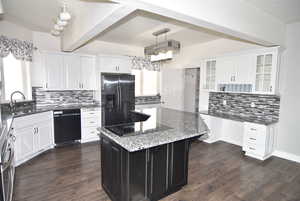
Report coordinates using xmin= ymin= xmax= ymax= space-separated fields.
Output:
xmin=246 ymin=130 xmax=266 ymax=145
xmin=82 ymin=117 xmax=101 ymax=127
xmin=81 ymin=111 xmax=101 ymax=119
xmin=245 ymin=142 xmax=265 ymax=156
xmin=82 ymin=127 xmax=99 ymax=140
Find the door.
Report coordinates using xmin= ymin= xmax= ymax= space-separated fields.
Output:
xmin=184 ymin=68 xmax=200 ymax=112
xmin=169 ymin=140 xmax=188 ymax=190
xmin=15 ymin=127 xmax=35 ymax=162
xmin=81 ymin=56 xmax=96 ymax=90
xmin=45 ymin=53 xmax=66 ymax=89
xmin=101 ymin=74 xmax=123 ymax=126
xmin=65 ymin=55 xmax=81 ymax=89
xmin=37 ymin=121 xmax=53 ymax=151
xmin=161 ymin=68 xmax=184 ymax=110
xmin=119 ymin=74 xmax=135 ymax=119
xmin=148 ymin=145 xmax=168 ymax=200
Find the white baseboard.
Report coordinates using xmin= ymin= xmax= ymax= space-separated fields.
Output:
xmin=273 ymin=150 xmax=300 ymax=163
xmin=220 ymin=138 xmax=242 ymax=147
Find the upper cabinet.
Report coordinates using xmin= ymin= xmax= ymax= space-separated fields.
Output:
xmin=202 ymin=47 xmax=280 ymax=94
xmin=98 ymin=55 xmax=131 ymax=74
xmin=31 ymin=51 xmax=97 ymax=90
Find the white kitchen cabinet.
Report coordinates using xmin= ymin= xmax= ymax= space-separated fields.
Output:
xmin=14 ymin=127 xmax=35 ymax=163
xmin=216 ymin=56 xmax=236 ymax=84
xmin=254 ymin=52 xmax=278 ymax=94
xmin=65 ymin=55 xmax=81 ymax=89
xmin=98 ymin=55 xmax=131 ymax=74
xmin=243 ymin=122 xmax=275 ymax=160
xmin=45 ymin=53 xmax=66 ymax=89
xmin=13 ymin=112 xmax=54 ymax=166
xmin=80 ymin=56 xmax=97 ymax=90
xmin=31 ymin=51 xmax=97 ymax=90
xmin=235 ymin=54 xmax=256 ymax=84
xmin=81 ymin=107 xmax=101 ymax=143
xmin=37 ymin=121 xmax=54 ymax=151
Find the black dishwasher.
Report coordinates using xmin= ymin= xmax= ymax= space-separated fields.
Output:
xmin=53 ymin=109 xmax=81 ymax=145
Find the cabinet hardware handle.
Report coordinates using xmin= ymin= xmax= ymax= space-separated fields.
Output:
xmin=249 ymin=147 xmax=256 ymax=150
xmin=269 ymin=86 xmax=272 ymax=92
xmin=249 ymin=138 xmax=256 ymax=141
xmin=46 ymin=83 xmax=48 ymax=88
xmin=250 ymin=128 xmax=257 ymax=131
xmin=90 ymin=121 xmax=95 ymax=123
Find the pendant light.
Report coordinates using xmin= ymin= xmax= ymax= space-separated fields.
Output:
xmin=59 ymin=4 xmax=71 ymax=21
xmin=56 ymin=18 xmax=68 ymax=27
xmin=51 ymin=30 xmax=61 ymax=36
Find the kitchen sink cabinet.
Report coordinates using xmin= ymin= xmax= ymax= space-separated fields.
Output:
xmin=13 ymin=112 xmax=54 ymax=166
xmin=100 ymin=135 xmax=190 ymax=201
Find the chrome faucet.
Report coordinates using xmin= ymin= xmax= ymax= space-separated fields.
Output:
xmin=10 ymin=91 xmax=26 ymax=112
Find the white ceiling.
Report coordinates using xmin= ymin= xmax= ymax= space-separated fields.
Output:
xmin=96 ymin=14 xmax=220 ymax=47
xmin=244 ymin=0 xmax=300 ymax=23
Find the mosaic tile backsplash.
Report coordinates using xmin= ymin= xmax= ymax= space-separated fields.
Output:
xmin=208 ymin=92 xmax=280 ymax=122
xmin=135 ymin=95 xmax=161 ymax=105
xmin=32 ymin=88 xmax=96 ymax=107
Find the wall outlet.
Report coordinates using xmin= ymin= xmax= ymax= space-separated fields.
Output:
xmin=251 ymin=102 xmax=256 ymax=108
xmin=223 ymin=100 xmax=227 ymax=106
xmin=59 ymin=96 xmax=64 ymax=102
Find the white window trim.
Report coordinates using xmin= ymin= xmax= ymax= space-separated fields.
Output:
xmin=133 ymin=69 xmax=161 ymax=97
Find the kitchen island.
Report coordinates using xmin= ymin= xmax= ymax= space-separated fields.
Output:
xmin=99 ymin=107 xmax=208 ymax=201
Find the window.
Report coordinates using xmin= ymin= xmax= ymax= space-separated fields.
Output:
xmin=1 ymin=54 xmax=31 ymax=101
xmin=255 ymin=54 xmax=272 ymax=92
xmin=205 ymin=60 xmax=216 ymax=90
xmin=132 ymin=69 xmax=160 ymax=96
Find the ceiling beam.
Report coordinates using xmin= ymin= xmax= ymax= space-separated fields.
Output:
xmin=62 ymin=4 xmax=137 ymax=52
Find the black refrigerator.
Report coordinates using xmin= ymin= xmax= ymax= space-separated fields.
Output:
xmin=101 ymin=73 xmax=135 ymax=126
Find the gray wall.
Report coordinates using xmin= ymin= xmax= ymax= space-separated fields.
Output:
xmin=277 ymin=22 xmax=300 ymax=158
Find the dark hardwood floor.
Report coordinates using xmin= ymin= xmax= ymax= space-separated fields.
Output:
xmin=13 ymin=141 xmax=300 ymax=201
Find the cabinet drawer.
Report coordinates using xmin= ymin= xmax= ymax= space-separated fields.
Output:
xmin=245 ymin=142 xmax=265 ymax=156
xmin=244 ymin=123 xmax=266 ymax=134
xmin=82 ymin=117 xmax=101 ymax=127
xmin=81 ymin=109 xmax=101 ymax=118
xmin=82 ymin=127 xmax=99 ymax=139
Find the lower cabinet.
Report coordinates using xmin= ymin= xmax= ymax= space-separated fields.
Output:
xmin=13 ymin=112 xmax=54 ymax=166
xmin=81 ymin=107 xmax=101 ymax=143
xmin=100 ymin=135 xmax=190 ymax=201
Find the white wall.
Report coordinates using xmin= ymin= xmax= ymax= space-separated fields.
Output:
xmin=0 ymin=20 xmax=32 ymax=41
xmin=276 ymin=22 xmax=300 ymax=161
xmin=163 ymin=38 xmax=262 ymax=111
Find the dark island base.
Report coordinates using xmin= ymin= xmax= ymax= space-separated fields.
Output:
xmin=100 ymin=134 xmax=200 ymax=201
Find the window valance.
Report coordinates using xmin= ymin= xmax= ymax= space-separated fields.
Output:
xmin=0 ymin=35 xmax=36 ymax=61
xmin=131 ymin=56 xmax=161 ymax=71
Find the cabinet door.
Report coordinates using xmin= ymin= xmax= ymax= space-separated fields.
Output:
xmin=169 ymin=140 xmax=188 ymax=190
xmin=31 ymin=51 xmax=46 ymax=87
xmin=117 ymin=57 xmax=131 ymax=74
xmin=15 ymin=127 xmax=35 ymax=163
xmin=216 ymin=57 xmax=236 ymax=84
xmin=99 ymin=56 xmax=120 ymax=73
xmin=65 ymin=55 xmax=81 ymax=89
xmin=235 ymin=54 xmax=256 ymax=84
xmin=37 ymin=121 xmax=53 ymax=151
xmin=45 ymin=53 xmax=66 ymax=89
xmin=148 ymin=145 xmax=168 ymax=200
xmin=101 ymin=137 xmax=122 ymax=201
xmin=81 ymin=56 xmax=97 ymax=90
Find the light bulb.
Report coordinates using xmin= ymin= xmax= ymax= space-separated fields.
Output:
xmin=51 ymin=30 xmax=61 ymax=36
xmin=59 ymin=4 xmax=71 ymax=21
xmin=54 ymin=24 xmax=64 ymax=31
xmin=56 ymin=18 xmax=68 ymax=27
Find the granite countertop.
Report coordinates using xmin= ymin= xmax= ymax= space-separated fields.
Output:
xmin=12 ymin=103 xmax=101 ymax=118
xmin=0 ymin=103 xmax=100 ymax=140
xmin=199 ymin=110 xmax=278 ymax=125
xmin=99 ymin=107 xmax=208 ymax=152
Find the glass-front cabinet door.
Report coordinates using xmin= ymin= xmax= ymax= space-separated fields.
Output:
xmin=254 ymin=53 xmax=277 ymax=94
